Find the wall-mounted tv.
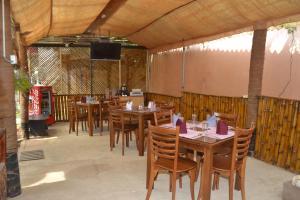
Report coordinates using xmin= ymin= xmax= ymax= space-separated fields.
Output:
xmin=90 ymin=42 xmax=121 ymax=60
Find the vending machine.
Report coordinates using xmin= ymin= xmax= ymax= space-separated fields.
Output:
xmin=29 ymin=85 xmax=55 ymax=125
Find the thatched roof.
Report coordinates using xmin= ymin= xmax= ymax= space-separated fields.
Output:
xmin=11 ymin=0 xmax=300 ymax=50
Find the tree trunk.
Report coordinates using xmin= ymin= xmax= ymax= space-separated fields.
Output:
xmin=247 ymin=29 xmax=267 ymax=127
xmin=0 ymin=0 xmax=21 ymax=197
xmin=15 ymin=33 xmax=30 ymax=139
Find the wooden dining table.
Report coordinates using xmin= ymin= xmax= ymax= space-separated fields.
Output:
xmin=119 ymin=107 xmax=157 ymax=156
xmin=146 ymin=124 xmax=234 ymax=200
xmin=76 ymin=102 xmax=99 ymax=136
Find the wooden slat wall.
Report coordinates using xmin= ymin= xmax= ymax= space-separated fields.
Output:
xmin=144 ymin=93 xmax=181 ymax=112
xmin=255 ymin=96 xmax=300 ymax=173
xmin=181 ymin=92 xmax=247 ymax=128
xmin=53 ymin=94 xmax=104 ymax=121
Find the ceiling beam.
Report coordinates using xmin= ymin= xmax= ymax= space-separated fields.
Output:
xmin=85 ymin=0 xmax=127 ymax=34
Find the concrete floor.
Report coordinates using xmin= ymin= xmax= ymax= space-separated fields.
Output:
xmin=14 ymin=122 xmax=294 ymax=200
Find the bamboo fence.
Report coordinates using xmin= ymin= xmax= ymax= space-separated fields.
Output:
xmin=255 ymin=96 xmax=300 ymax=173
xmin=181 ymin=92 xmax=247 ymax=128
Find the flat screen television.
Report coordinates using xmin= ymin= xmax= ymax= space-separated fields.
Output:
xmin=90 ymin=42 xmax=121 ymax=60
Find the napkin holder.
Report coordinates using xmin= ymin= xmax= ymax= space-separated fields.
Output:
xmin=216 ymin=120 xmax=228 ymax=135
xmin=176 ymin=119 xmax=187 ymax=134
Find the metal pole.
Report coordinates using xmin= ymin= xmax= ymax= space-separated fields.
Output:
xmin=146 ymin=50 xmax=149 ymax=92
xmin=119 ymin=59 xmax=121 ymax=88
xmin=90 ymin=60 xmax=93 ymax=96
xmin=182 ymin=46 xmax=186 ymax=90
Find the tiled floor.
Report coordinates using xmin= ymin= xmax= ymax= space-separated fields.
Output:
xmin=15 ymin=122 xmax=295 ymax=200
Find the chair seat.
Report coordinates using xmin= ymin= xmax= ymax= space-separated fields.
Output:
xmin=156 ymin=157 xmax=197 ymax=172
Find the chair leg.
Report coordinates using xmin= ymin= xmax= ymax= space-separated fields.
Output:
xmin=171 ymin=171 xmax=177 ymax=200
xmin=126 ymin=133 xmax=129 ymax=147
xmin=76 ymin=121 xmax=79 ymax=136
xmin=81 ymin=120 xmax=84 ymax=131
xmin=146 ymin=169 xmax=159 ymax=200
xmin=100 ymin=120 xmax=103 ymax=135
xmin=122 ymin=131 xmax=125 ymax=156
xmin=188 ymin=168 xmax=196 ymax=200
xmin=69 ymin=120 xmax=72 ymax=134
xmin=229 ymin=174 xmax=234 ymax=200
xmin=116 ymin=131 xmax=120 ymax=144
xmin=179 ymin=174 xmax=183 ymax=189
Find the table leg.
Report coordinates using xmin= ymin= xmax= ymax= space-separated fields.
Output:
xmin=138 ymin=115 xmax=144 ymax=156
xmin=146 ymin=133 xmax=151 ymax=188
xmin=88 ymin=105 xmax=93 ymax=136
xmin=197 ymin=147 xmax=213 ymax=200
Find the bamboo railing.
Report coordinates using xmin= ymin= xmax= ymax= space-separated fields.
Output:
xmin=54 ymin=94 xmax=104 ymax=121
xmin=255 ymin=96 xmax=300 ymax=172
xmin=145 ymin=92 xmax=247 ymax=128
xmin=53 ymin=92 xmax=300 ymax=172
xmin=181 ymin=92 xmax=247 ymax=128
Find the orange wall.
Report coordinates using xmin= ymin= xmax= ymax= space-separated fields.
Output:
xmin=149 ymin=27 xmax=300 ymax=100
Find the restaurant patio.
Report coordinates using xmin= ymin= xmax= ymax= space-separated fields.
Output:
xmin=1 ymin=1 xmax=300 ymax=200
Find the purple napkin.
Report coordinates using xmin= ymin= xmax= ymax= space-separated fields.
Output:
xmin=216 ymin=120 xmax=228 ymax=135
xmin=176 ymin=119 xmax=187 ymax=134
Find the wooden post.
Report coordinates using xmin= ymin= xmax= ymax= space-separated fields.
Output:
xmin=0 ymin=0 xmax=21 ymax=197
xmin=247 ymin=29 xmax=267 ymax=127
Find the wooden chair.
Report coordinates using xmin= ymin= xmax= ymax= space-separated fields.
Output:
xmin=74 ymin=103 xmax=88 ymax=136
xmin=146 ymin=124 xmax=197 ymax=200
xmin=215 ymin=112 xmax=237 ymax=128
xmin=99 ymin=101 xmax=110 ymax=135
xmin=154 ymin=109 xmax=172 ymax=125
xmin=109 ymin=105 xmax=138 ymax=156
xmin=212 ymin=127 xmax=254 ymax=200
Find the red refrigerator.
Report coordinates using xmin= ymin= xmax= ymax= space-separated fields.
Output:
xmin=29 ymin=85 xmax=55 ymax=125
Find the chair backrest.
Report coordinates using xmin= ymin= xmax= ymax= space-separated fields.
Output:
xmin=154 ymin=110 xmax=173 ymax=126
xmin=231 ymin=127 xmax=254 ymax=170
xmin=108 ymin=104 xmax=122 ymax=129
xmin=148 ymin=124 xmax=179 ymax=170
xmin=215 ymin=112 xmax=237 ymax=127
xmin=0 ymin=129 xmax=6 ymax=164
xmin=100 ymin=101 xmax=110 ymax=118
xmin=67 ymin=99 xmax=76 ymax=119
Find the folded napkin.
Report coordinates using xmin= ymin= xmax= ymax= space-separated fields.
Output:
xmin=126 ymin=101 xmax=133 ymax=110
xmin=216 ymin=120 xmax=228 ymax=135
xmin=172 ymin=114 xmax=180 ymax=126
xmin=207 ymin=114 xmax=217 ymax=127
xmin=176 ymin=118 xmax=187 ymax=134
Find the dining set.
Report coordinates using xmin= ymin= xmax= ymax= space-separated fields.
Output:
xmin=143 ymin=111 xmax=254 ymax=200
xmin=67 ymin=97 xmax=254 ymax=200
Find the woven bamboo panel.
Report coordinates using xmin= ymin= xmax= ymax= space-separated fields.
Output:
xmin=181 ymin=92 xmax=247 ymax=127
xmin=28 ymin=47 xmax=146 ymax=95
xmin=255 ymin=96 xmax=300 ymax=173
xmin=145 ymin=93 xmax=181 ymax=112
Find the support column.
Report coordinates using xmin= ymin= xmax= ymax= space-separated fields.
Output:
xmin=247 ymin=29 xmax=267 ymax=127
xmin=0 ymin=0 xmax=21 ymax=197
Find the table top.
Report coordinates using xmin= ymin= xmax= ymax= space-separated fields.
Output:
xmin=29 ymin=114 xmax=49 ymax=121
xmin=76 ymin=101 xmax=100 ymax=106
xmin=120 ymin=107 xmax=159 ymax=115
xmin=160 ymin=122 xmax=234 ymax=146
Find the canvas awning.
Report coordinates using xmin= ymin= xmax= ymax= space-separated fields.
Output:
xmin=10 ymin=0 xmax=300 ymax=50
